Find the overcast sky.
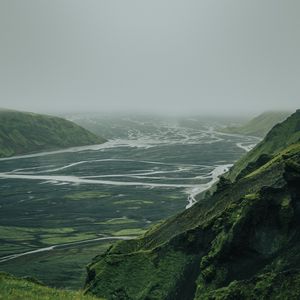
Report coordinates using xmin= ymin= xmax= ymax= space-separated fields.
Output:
xmin=0 ymin=0 xmax=299 ymax=115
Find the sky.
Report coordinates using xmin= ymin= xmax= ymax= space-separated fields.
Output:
xmin=0 ymin=0 xmax=299 ymax=116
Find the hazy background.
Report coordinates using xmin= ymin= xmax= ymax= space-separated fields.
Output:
xmin=0 ymin=0 xmax=299 ymax=116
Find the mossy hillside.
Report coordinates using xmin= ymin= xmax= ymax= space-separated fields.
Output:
xmin=141 ymin=110 xmax=300 ymax=251
xmin=244 ymin=142 xmax=300 ymax=179
xmin=111 ymin=142 xmax=297 ymax=255
xmin=228 ymin=109 xmax=300 ymax=181
xmin=0 ymin=272 xmax=103 ymax=300
xmin=84 ymin=115 xmax=300 ymax=299
xmin=194 ymin=181 xmax=300 ymax=298
xmin=86 ymin=247 xmax=197 ymax=300
xmin=86 ymin=154 xmax=300 ymax=299
xmin=221 ymin=111 xmax=291 ymax=137
xmin=0 ymin=109 xmax=106 ymax=157
xmin=201 ymin=269 xmax=300 ymax=300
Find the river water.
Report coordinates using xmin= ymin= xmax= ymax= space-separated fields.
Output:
xmin=0 ymin=115 xmax=260 ymax=287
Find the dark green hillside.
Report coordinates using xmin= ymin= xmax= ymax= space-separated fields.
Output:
xmin=228 ymin=109 xmax=300 ymax=180
xmin=84 ymin=111 xmax=300 ymax=300
xmin=0 ymin=272 xmax=103 ymax=300
xmin=0 ymin=110 xmax=106 ymax=157
xmin=221 ymin=111 xmax=291 ymax=138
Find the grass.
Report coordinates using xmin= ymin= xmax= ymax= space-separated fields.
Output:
xmin=245 ymin=142 xmax=300 ymax=178
xmin=64 ymin=192 xmax=111 ymax=201
xmin=0 ymin=226 xmax=36 ymax=242
xmin=199 ymin=270 xmax=300 ymax=300
xmin=85 ymin=247 xmax=194 ymax=300
xmin=83 ymin=110 xmax=300 ymax=299
xmin=228 ymin=110 xmax=300 ymax=180
xmin=0 ymin=113 xmax=259 ymax=292
xmin=221 ymin=111 xmax=291 ymax=137
xmin=0 ymin=242 xmax=113 ymax=289
xmin=40 ymin=233 xmax=97 ymax=245
xmin=0 ymin=226 xmax=76 ymax=243
xmin=112 ymin=228 xmax=147 ymax=236
xmin=95 ymin=217 xmax=138 ymax=225
xmin=0 ymin=109 xmax=105 ymax=158
xmin=0 ymin=272 xmax=104 ymax=300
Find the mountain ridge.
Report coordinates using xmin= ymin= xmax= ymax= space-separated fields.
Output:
xmin=228 ymin=109 xmax=300 ymax=181
xmin=84 ymin=110 xmax=300 ymax=300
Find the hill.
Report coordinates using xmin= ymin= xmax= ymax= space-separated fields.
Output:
xmin=228 ymin=109 xmax=300 ymax=181
xmin=221 ymin=111 xmax=291 ymax=137
xmin=84 ymin=110 xmax=300 ymax=300
xmin=0 ymin=272 xmax=102 ymax=300
xmin=0 ymin=109 xmax=106 ymax=158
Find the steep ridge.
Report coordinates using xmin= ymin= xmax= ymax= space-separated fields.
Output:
xmin=0 ymin=109 xmax=106 ymax=157
xmin=84 ymin=110 xmax=300 ymax=300
xmin=228 ymin=109 xmax=300 ymax=181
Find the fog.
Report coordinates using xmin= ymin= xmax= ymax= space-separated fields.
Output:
xmin=0 ymin=0 xmax=299 ymax=116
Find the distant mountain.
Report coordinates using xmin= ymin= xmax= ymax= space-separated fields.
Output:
xmin=84 ymin=110 xmax=300 ymax=300
xmin=0 ymin=272 xmax=102 ymax=300
xmin=0 ymin=109 xmax=106 ymax=158
xmin=221 ymin=111 xmax=291 ymax=137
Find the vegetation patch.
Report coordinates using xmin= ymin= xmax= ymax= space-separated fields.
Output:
xmin=220 ymin=111 xmax=291 ymax=138
xmin=0 ymin=109 xmax=105 ymax=158
xmin=84 ymin=111 xmax=300 ymax=300
xmin=112 ymin=228 xmax=147 ymax=236
xmin=0 ymin=272 xmax=103 ymax=300
xmin=96 ymin=217 xmax=138 ymax=225
xmin=40 ymin=232 xmax=97 ymax=245
xmin=64 ymin=191 xmax=111 ymax=201
xmin=113 ymin=200 xmax=154 ymax=205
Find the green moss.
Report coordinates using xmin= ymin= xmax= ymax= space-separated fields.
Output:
xmin=0 ymin=226 xmax=36 ymax=242
xmin=40 ymin=232 xmax=97 ymax=245
xmin=83 ymin=110 xmax=300 ymax=300
xmin=228 ymin=110 xmax=300 ymax=180
xmin=199 ymin=270 xmax=300 ymax=300
xmin=0 ymin=226 xmax=75 ymax=243
xmin=0 ymin=272 xmax=104 ymax=300
xmin=245 ymin=143 xmax=300 ymax=179
xmin=86 ymin=248 xmax=195 ymax=300
xmin=244 ymin=193 xmax=257 ymax=200
xmin=281 ymin=196 xmax=291 ymax=207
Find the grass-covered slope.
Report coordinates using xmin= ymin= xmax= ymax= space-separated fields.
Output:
xmin=84 ymin=110 xmax=300 ymax=300
xmin=0 ymin=109 xmax=106 ymax=158
xmin=0 ymin=272 xmax=103 ymax=300
xmin=221 ymin=111 xmax=291 ymax=137
xmin=228 ymin=109 xmax=300 ymax=181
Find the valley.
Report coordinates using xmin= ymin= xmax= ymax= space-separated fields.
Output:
xmin=0 ymin=116 xmax=258 ymax=289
